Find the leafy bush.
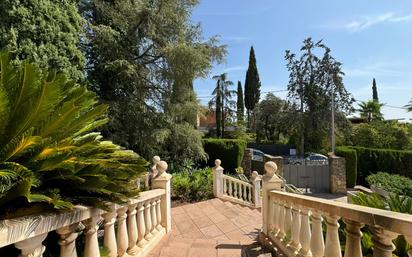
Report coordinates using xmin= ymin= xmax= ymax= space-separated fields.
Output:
xmin=202 ymin=138 xmax=246 ymax=172
xmin=0 ymin=53 xmax=147 ymax=216
xmin=172 ymin=168 xmax=213 ymax=202
xmin=336 ymin=146 xmax=357 ymax=187
xmin=366 ymin=172 xmax=412 ymax=197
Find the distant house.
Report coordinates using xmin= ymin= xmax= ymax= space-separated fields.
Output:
xmin=197 ymin=111 xmax=217 ymax=133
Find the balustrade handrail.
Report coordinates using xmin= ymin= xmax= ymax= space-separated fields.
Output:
xmin=269 ymin=190 xmax=412 ymax=237
xmin=0 ymin=189 xmax=166 ymax=248
xmin=222 ymin=174 xmax=253 ymax=188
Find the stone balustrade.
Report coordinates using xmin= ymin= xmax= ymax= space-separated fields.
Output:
xmin=212 ymin=159 xmax=261 ymax=208
xmin=260 ymin=161 xmax=412 ymax=257
xmin=0 ymin=159 xmax=172 ymax=257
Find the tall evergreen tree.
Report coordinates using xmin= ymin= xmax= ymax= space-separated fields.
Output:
xmin=0 ymin=0 xmax=85 ymax=81
xmin=236 ymin=81 xmax=245 ymax=123
xmin=372 ymin=78 xmax=379 ymax=102
xmin=244 ymin=46 xmax=261 ymax=128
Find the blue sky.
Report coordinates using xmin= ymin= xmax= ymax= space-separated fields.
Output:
xmin=192 ymin=0 xmax=412 ymax=120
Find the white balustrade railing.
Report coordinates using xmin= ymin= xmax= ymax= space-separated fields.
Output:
xmin=260 ymin=161 xmax=412 ymax=257
xmin=0 ymin=159 xmax=172 ymax=257
xmin=212 ymin=159 xmax=261 ymax=208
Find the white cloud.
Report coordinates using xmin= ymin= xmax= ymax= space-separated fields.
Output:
xmin=224 ymin=66 xmax=245 ymax=73
xmin=222 ymin=36 xmax=250 ymax=43
xmin=344 ymin=62 xmax=408 ymax=78
xmin=325 ymin=13 xmax=412 ymax=32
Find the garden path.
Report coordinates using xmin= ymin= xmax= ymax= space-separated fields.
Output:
xmin=147 ymin=198 xmax=268 ymax=257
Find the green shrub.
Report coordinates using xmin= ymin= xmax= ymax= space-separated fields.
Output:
xmin=366 ymin=172 xmax=412 ymax=197
xmin=336 ymin=146 xmax=357 ymax=187
xmin=202 ymin=139 xmax=246 ymax=172
xmin=172 ymin=168 xmax=213 ymax=202
xmin=352 ymin=146 xmax=412 ymax=185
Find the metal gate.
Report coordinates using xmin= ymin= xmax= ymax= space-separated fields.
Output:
xmin=283 ymin=162 xmax=330 ymax=193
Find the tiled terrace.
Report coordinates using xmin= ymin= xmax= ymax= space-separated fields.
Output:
xmin=148 ymin=198 xmax=264 ymax=257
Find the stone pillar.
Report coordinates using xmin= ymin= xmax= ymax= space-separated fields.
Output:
xmin=329 ymin=155 xmax=347 ymax=194
xmin=15 ymin=233 xmax=48 ymax=257
xmin=152 ymin=160 xmax=172 ymax=233
xmin=241 ymin=149 xmax=252 ymax=176
xmin=263 ymin=155 xmax=284 ymax=177
xmin=250 ymin=171 xmax=262 ymax=208
xmin=212 ymin=159 xmax=224 ymax=198
xmin=261 ymin=161 xmax=282 ymax=235
xmin=57 ymin=224 xmax=79 ymax=257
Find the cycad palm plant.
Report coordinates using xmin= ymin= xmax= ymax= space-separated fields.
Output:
xmin=0 ymin=53 xmax=147 ymax=216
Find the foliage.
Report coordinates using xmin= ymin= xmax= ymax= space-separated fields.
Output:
xmin=357 ymin=100 xmax=384 ymax=121
xmin=367 ymin=172 xmax=412 ymax=197
xmin=0 ymin=0 xmax=85 ymax=81
xmin=0 ymin=53 xmax=147 ymax=216
xmin=171 ymin=168 xmax=213 ymax=202
xmin=81 ymin=0 xmax=226 ymax=163
xmin=202 ymin=139 xmax=247 ymax=173
xmin=244 ymin=46 xmax=261 ymax=128
xmin=335 ymin=146 xmax=357 ymax=187
xmin=237 ymin=81 xmax=245 ymax=123
xmin=208 ymin=73 xmax=236 ymax=138
xmin=351 ymin=121 xmax=409 ymax=150
xmin=285 ymin=38 xmax=354 ymax=153
xmin=255 ymin=93 xmax=299 ymax=144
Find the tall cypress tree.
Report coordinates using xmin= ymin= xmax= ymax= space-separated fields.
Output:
xmin=237 ymin=81 xmax=245 ymax=123
xmin=244 ymin=46 xmax=261 ymax=128
xmin=372 ymin=78 xmax=379 ymax=102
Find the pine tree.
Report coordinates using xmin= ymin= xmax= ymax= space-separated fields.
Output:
xmin=236 ymin=81 xmax=245 ymax=123
xmin=244 ymin=46 xmax=261 ymax=129
xmin=372 ymin=78 xmax=379 ymax=102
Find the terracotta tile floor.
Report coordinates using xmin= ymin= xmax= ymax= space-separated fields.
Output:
xmin=148 ymin=198 xmax=262 ymax=257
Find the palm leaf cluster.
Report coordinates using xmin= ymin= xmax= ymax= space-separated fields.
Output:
xmin=0 ymin=53 xmax=147 ymax=214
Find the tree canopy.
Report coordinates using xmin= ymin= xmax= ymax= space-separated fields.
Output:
xmin=285 ymin=38 xmax=354 ymax=152
xmin=236 ymin=81 xmax=245 ymax=123
xmin=0 ymin=0 xmax=85 ymax=81
xmin=244 ymin=46 xmax=261 ymax=128
xmin=82 ymin=0 xmax=226 ymax=163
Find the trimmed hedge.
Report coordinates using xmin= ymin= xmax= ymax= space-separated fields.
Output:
xmin=202 ymin=139 xmax=246 ymax=172
xmin=353 ymin=146 xmax=412 ymax=185
xmin=336 ymin=146 xmax=357 ymax=188
xmin=337 ymin=146 xmax=412 ymax=186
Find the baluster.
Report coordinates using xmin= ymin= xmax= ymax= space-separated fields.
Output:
xmin=284 ymin=203 xmax=293 ymax=241
xmin=223 ymin=178 xmax=227 ymax=195
xmin=15 ymin=233 xmax=48 ymax=257
xmin=310 ymin=211 xmax=325 ymax=257
xmin=324 ymin=215 xmax=342 ymax=257
xmin=277 ymin=202 xmax=286 ymax=239
xmin=298 ymin=208 xmax=311 ymax=257
xmin=144 ymin=200 xmax=153 ymax=240
xmin=243 ymin=183 xmax=247 ymax=201
xmin=343 ymin=219 xmax=363 ymax=257
xmin=228 ymin=180 xmax=233 ymax=196
xmin=267 ymin=195 xmax=274 ymax=232
xmin=127 ymin=203 xmax=139 ymax=255
xmin=83 ymin=217 xmax=101 ymax=257
xmin=233 ymin=181 xmax=238 ymax=198
xmin=150 ymin=198 xmax=157 ymax=234
xmin=155 ymin=197 xmax=162 ymax=230
xmin=116 ymin=207 xmax=129 ymax=257
xmin=289 ymin=205 xmax=301 ymax=253
xmin=57 ymin=224 xmax=79 ymax=257
xmin=103 ymin=210 xmax=118 ymax=257
xmin=272 ymin=201 xmax=280 ymax=236
xmin=248 ymin=185 xmax=252 ymax=202
xmin=239 ymin=184 xmax=243 ymax=200
xmin=137 ymin=202 xmax=147 ymax=248
xmin=371 ymin=227 xmax=398 ymax=257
